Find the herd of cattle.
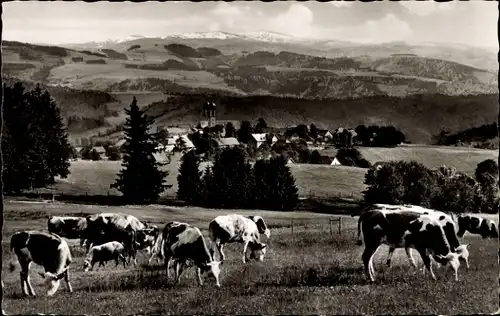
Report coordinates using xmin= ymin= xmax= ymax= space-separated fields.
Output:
xmin=4 ymin=205 xmax=498 ymax=298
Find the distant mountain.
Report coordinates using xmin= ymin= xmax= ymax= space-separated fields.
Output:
xmin=1 ymin=37 xmax=497 ymax=143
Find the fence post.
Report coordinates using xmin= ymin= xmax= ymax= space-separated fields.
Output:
xmin=329 ymin=219 xmax=333 ymax=236
xmin=52 ymin=194 xmax=55 ymax=203
xmin=338 ymin=217 xmax=342 ymax=235
xmin=291 ymin=219 xmax=294 ymax=244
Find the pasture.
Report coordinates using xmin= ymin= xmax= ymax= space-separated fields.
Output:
xmin=2 ymin=201 xmax=498 ymax=315
xmin=31 ymin=157 xmax=369 ymax=200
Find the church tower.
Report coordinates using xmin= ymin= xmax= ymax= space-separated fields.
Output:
xmin=203 ymin=101 xmax=217 ymax=128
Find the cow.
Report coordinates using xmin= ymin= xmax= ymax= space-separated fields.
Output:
xmin=457 ymin=214 xmax=499 ymax=239
xmin=208 ymin=214 xmax=268 ymax=263
xmin=47 ymin=216 xmax=87 ymax=240
xmin=371 ymin=204 xmax=462 ymax=269
xmin=357 ymin=209 xmax=461 ymax=282
xmin=10 ymin=231 xmax=73 ymax=296
xmin=83 ymin=241 xmax=127 ymax=272
xmin=80 ymin=213 xmax=148 ymax=264
xmin=162 ymin=221 xmax=222 ymax=287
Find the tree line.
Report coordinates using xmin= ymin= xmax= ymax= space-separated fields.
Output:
xmin=177 ymin=147 xmax=299 ymax=211
xmin=433 ymin=122 xmax=498 ymax=149
xmin=364 ymin=158 xmax=499 ymax=214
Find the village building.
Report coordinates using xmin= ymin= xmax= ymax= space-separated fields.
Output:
xmin=216 ymin=137 xmax=240 ymax=149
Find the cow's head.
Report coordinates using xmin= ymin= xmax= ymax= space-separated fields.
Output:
xmin=457 ymin=215 xmax=481 ymax=238
xmin=199 ymin=261 xmax=222 ymax=287
xmin=248 ymin=241 xmax=267 ymax=262
xmin=38 ymin=268 xmax=68 ymax=296
xmin=83 ymin=259 xmax=93 ymax=272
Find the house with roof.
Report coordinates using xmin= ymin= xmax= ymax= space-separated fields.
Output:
xmin=330 ymin=156 xmax=342 ymax=166
xmin=92 ymin=146 xmax=107 ymax=159
xmin=317 ymin=129 xmax=333 ymax=143
xmin=216 ymin=137 xmax=240 ymax=148
xmin=248 ymin=133 xmax=268 ymax=150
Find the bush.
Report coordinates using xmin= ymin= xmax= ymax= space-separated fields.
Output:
xmin=364 ymin=160 xmax=497 ymax=214
xmin=106 ymin=146 xmax=121 ymax=161
xmin=336 ymin=148 xmax=371 ymax=168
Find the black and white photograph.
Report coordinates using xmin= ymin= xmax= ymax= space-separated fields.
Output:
xmin=1 ymin=0 xmax=499 ymax=314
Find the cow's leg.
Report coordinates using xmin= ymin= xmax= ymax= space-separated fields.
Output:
xmin=405 ymin=248 xmax=418 ymax=269
xmin=19 ymin=259 xmax=31 ymax=296
xmin=164 ymin=256 xmax=172 ymax=279
xmin=417 ymin=248 xmax=436 ymax=280
xmin=64 ymin=269 xmax=73 ymax=293
xmin=242 ymin=241 xmax=250 ymax=263
xmin=386 ymin=247 xmax=395 ymax=267
xmin=196 ymin=267 xmax=203 ymax=286
xmin=23 ymin=261 xmax=36 ymax=296
xmin=175 ymin=260 xmax=185 ymax=285
xmin=120 ymin=254 xmax=127 ymax=268
xmin=115 ymin=256 xmax=120 ymax=267
xmin=362 ymin=244 xmax=380 ymax=282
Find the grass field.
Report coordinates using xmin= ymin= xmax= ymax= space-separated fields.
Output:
xmin=2 ymin=201 xmax=498 ymax=315
xmin=33 ymin=157 xmax=369 ymax=200
xmin=32 ymin=145 xmax=497 ymax=201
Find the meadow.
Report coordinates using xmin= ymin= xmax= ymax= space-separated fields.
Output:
xmin=2 ymin=201 xmax=498 ymax=315
xmin=30 ymin=145 xmax=497 ymax=201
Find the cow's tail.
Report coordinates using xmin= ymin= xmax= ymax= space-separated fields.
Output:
xmin=151 ymin=232 xmax=165 ymax=261
xmin=8 ymin=232 xmax=29 ymax=273
xmin=357 ymin=211 xmax=371 ymax=246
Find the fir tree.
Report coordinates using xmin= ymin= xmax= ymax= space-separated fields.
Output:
xmin=267 ymin=155 xmax=299 ymax=211
xmin=2 ymin=83 xmax=71 ymax=193
xmin=177 ymin=150 xmax=204 ymax=205
xmin=111 ymin=97 xmax=168 ymax=204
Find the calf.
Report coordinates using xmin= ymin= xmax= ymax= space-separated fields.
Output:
xmin=83 ymin=241 xmax=127 ymax=271
xmin=10 ymin=231 xmax=73 ymax=296
xmin=457 ymin=214 xmax=499 ymax=239
xmin=209 ymin=214 xmax=268 ymax=263
xmin=357 ymin=209 xmax=461 ymax=282
xmin=162 ymin=221 xmax=221 ymax=287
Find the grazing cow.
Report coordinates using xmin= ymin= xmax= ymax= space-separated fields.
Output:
xmin=47 ymin=216 xmax=87 ymax=240
xmin=10 ymin=231 xmax=73 ymax=296
xmin=455 ymin=244 xmax=471 ymax=271
xmin=83 ymin=241 xmax=127 ymax=271
xmin=357 ymin=209 xmax=461 ymax=282
xmin=457 ymin=215 xmax=499 ymax=239
xmin=162 ymin=221 xmax=221 ymax=287
xmin=81 ymin=213 xmax=147 ymax=263
xmin=371 ymin=204 xmax=462 ymax=268
xmin=209 ymin=214 xmax=268 ymax=263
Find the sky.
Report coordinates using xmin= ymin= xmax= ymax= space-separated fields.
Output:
xmin=2 ymin=1 xmax=498 ymax=49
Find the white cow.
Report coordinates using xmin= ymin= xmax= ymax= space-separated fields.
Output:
xmin=208 ymin=214 xmax=269 ymax=263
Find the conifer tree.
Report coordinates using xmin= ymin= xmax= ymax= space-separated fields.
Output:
xmin=3 ymin=83 xmax=71 ymax=193
xmin=266 ymin=155 xmax=299 ymax=211
xmin=177 ymin=150 xmax=203 ymax=205
xmin=111 ymin=97 xmax=168 ymax=204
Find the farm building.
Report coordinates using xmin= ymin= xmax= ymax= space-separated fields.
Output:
xmin=317 ymin=129 xmax=333 ymax=142
xmin=216 ymin=137 xmax=240 ymax=148
xmin=287 ymin=158 xmax=295 ymax=164
xmin=93 ymin=146 xmax=107 ymax=159
xmin=330 ymin=157 xmax=342 ymax=166
xmin=248 ymin=133 xmax=268 ymax=149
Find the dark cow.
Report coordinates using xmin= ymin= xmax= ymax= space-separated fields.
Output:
xmin=372 ymin=204 xmax=462 ymax=268
xmin=10 ymin=231 xmax=73 ymax=296
xmin=357 ymin=209 xmax=461 ymax=282
xmin=162 ymin=221 xmax=221 ymax=287
xmin=457 ymin=215 xmax=499 ymax=239
xmin=47 ymin=216 xmax=87 ymax=240
xmin=80 ymin=213 xmax=141 ymax=264
xmin=209 ymin=214 xmax=268 ymax=263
